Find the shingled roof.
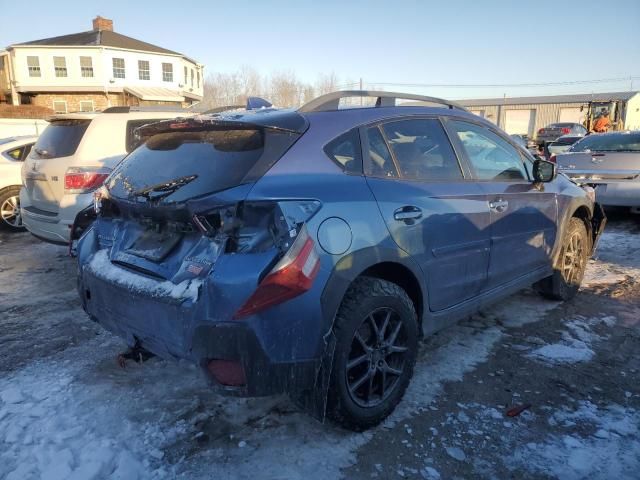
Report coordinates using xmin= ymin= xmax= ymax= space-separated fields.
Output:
xmin=11 ymin=29 xmax=183 ymax=57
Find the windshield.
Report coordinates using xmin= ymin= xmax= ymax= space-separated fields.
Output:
xmin=106 ymin=127 xmax=300 ymax=203
xmin=32 ymin=120 xmax=91 ymax=159
xmin=569 ymin=133 xmax=640 ymax=152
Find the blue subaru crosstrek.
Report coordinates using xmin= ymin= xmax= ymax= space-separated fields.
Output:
xmin=75 ymin=91 xmax=605 ymax=430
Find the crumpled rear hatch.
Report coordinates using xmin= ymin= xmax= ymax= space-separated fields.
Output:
xmin=84 ymin=113 xmax=310 ymax=298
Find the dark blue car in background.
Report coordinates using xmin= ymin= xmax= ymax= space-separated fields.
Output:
xmin=76 ymin=91 xmax=605 ymax=430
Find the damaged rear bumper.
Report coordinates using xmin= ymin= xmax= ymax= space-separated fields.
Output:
xmin=79 ymin=268 xmax=322 ymax=397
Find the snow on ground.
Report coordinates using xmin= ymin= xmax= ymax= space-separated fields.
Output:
xmin=1 ymin=218 xmax=639 ymax=479
xmin=583 ymin=228 xmax=640 ymax=287
xmin=527 ymin=315 xmax=614 ymax=365
xmin=508 ymin=402 xmax=640 ymax=480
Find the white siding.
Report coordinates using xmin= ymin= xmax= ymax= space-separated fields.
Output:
xmin=10 ymin=46 xmax=204 ymax=99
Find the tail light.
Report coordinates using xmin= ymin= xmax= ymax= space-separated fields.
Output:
xmin=538 ymin=128 xmax=545 ymax=134
xmin=549 ymin=154 xmax=557 ymax=163
xmin=65 ymin=167 xmax=111 ymax=194
xmin=561 ymin=127 xmax=571 ymax=134
xmin=234 ymin=224 xmax=320 ymax=319
xmin=207 ymin=359 xmax=246 ymax=386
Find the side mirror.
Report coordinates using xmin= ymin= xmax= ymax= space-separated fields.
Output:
xmin=533 ymin=159 xmax=557 ymax=183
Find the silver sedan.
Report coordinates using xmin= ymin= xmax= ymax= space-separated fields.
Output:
xmin=556 ymin=131 xmax=640 ymax=210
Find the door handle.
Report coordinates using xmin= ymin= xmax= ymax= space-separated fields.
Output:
xmin=394 ymin=206 xmax=422 ymax=221
xmin=489 ymin=199 xmax=509 ymax=213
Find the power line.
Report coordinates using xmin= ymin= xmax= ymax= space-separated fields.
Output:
xmin=345 ymin=76 xmax=640 ymax=89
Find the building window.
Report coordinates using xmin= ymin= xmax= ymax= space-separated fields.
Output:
xmin=80 ymin=56 xmax=94 ymax=77
xmin=27 ymin=56 xmax=41 ymax=77
xmin=52 ymin=100 xmax=67 ymax=114
xmin=162 ymin=63 xmax=173 ymax=82
xmin=138 ymin=60 xmax=150 ymax=80
xmin=53 ymin=56 xmax=67 ymax=77
xmin=79 ymin=100 xmax=94 ymax=112
xmin=183 ymin=66 xmax=187 ymax=85
xmin=112 ymin=58 xmax=125 ymax=79
xmin=190 ymin=69 xmax=194 ymax=87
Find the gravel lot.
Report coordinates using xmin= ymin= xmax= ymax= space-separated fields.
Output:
xmin=1 ymin=213 xmax=638 ymax=480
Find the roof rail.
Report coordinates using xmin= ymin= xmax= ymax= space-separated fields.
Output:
xmin=102 ymin=105 xmax=189 ymax=114
xmin=298 ymin=90 xmax=467 ymax=113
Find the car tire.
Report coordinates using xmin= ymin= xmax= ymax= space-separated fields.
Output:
xmin=535 ymin=217 xmax=589 ymax=301
xmin=0 ymin=186 xmax=25 ymax=232
xmin=326 ymin=276 xmax=418 ymax=431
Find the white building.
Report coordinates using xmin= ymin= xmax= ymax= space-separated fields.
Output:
xmin=0 ymin=16 xmax=204 ymax=112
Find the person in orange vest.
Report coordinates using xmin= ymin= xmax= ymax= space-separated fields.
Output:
xmin=592 ymin=111 xmax=612 ymax=133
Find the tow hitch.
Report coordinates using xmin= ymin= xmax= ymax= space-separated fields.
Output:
xmin=117 ymin=342 xmax=155 ymax=368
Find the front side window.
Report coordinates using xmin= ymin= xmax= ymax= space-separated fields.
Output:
xmin=112 ymin=58 xmax=125 ymax=79
xmin=53 ymin=56 xmax=67 ymax=77
xmin=381 ymin=119 xmax=463 ymax=181
xmin=27 ymin=56 xmax=41 ymax=77
xmin=324 ymin=129 xmax=362 ymax=174
xmin=365 ymin=126 xmax=397 ymax=178
xmin=162 ymin=63 xmax=173 ymax=82
xmin=449 ymin=120 xmax=528 ymax=181
xmin=138 ymin=60 xmax=150 ymax=80
xmin=80 ymin=56 xmax=94 ymax=77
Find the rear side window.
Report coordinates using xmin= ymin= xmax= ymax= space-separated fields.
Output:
xmin=32 ymin=120 xmax=90 ymax=159
xmin=126 ymin=119 xmax=168 ymax=153
xmin=107 ymin=128 xmax=301 ymax=203
xmin=381 ymin=119 xmax=463 ymax=181
xmin=324 ymin=128 xmax=362 ymax=174
xmin=3 ymin=143 xmax=34 ymax=161
xmin=365 ymin=126 xmax=398 ymax=178
xmin=449 ymin=120 xmax=528 ymax=181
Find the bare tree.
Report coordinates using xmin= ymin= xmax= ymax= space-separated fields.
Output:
xmin=202 ymin=68 xmax=344 ymax=109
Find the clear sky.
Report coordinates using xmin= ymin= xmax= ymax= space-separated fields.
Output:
xmin=1 ymin=0 xmax=639 ymax=99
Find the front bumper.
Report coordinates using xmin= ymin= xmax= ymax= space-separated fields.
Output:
xmin=594 ymin=183 xmax=640 ymax=207
xmin=79 ymin=265 xmax=321 ymax=397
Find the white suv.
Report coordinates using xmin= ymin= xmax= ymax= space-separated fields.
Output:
xmin=21 ymin=108 xmax=191 ymax=244
xmin=0 ymin=136 xmax=38 ymax=231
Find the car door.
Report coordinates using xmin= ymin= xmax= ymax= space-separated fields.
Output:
xmin=445 ymin=119 xmax=558 ymax=290
xmin=363 ymin=117 xmax=491 ymax=312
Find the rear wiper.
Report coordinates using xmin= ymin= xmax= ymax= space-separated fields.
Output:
xmin=34 ymin=147 xmax=51 ymax=158
xmin=132 ymin=174 xmax=198 ymax=201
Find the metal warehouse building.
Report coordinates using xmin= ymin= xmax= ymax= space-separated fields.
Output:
xmin=460 ymin=91 xmax=640 ymax=137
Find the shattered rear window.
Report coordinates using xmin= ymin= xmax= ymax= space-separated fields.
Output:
xmin=106 ymin=127 xmax=300 ymax=203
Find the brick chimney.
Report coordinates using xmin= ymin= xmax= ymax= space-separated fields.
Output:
xmin=92 ymin=16 xmax=113 ymax=32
